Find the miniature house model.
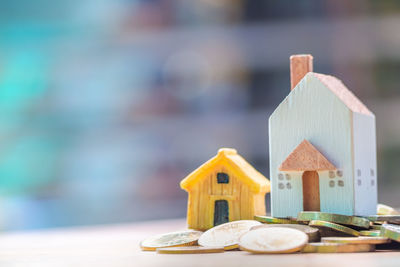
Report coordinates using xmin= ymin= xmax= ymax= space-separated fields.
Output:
xmin=180 ymin=148 xmax=270 ymax=231
xmin=269 ymin=55 xmax=377 ymax=218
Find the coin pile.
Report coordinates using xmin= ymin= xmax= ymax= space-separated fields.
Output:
xmin=140 ymin=204 xmax=400 ymax=254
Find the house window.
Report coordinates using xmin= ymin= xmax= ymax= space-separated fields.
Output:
xmin=337 ymin=170 xmax=343 ymax=177
xmin=285 ymin=174 xmax=291 ymax=180
xmin=370 ymin=169 xmax=375 ymax=176
xmin=278 ymin=183 xmax=285 ymax=189
xmin=357 ymin=179 xmax=362 ymax=186
xmin=329 ymin=180 xmax=335 ymax=187
xmin=217 ymin=173 xmax=229 ymax=184
xmin=278 ymin=173 xmax=284 ymax=180
xmin=286 ymin=182 xmax=292 ymax=189
xmin=329 ymin=171 xmax=335 ymax=178
xmin=371 ymin=180 xmax=375 ymax=186
xmin=357 ymin=169 xmax=361 ymax=176
xmin=338 ymin=180 xmax=344 ymax=187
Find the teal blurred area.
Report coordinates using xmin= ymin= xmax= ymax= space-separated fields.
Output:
xmin=0 ymin=0 xmax=400 ymax=230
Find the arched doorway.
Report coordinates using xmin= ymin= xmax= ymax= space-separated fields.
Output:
xmin=302 ymin=171 xmax=320 ymax=211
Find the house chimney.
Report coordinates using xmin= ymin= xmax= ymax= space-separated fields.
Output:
xmin=290 ymin=54 xmax=313 ymax=90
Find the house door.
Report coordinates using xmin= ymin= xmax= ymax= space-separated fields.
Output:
xmin=214 ymin=200 xmax=229 ymax=226
xmin=302 ymin=171 xmax=320 ymax=211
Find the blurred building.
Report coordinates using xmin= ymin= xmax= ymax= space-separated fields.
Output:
xmin=0 ymin=0 xmax=399 ymax=230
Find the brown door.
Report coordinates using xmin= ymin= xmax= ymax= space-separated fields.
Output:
xmin=302 ymin=171 xmax=320 ymax=211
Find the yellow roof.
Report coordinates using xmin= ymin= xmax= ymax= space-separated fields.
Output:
xmin=180 ymin=148 xmax=270 ymax=193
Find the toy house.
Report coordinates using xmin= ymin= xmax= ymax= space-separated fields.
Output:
xmin=269 ymin=55 xmax=377 ymax=218
xmin=180 ymin=148 xmax=270 ymax=231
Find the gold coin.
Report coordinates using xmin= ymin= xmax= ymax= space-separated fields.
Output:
xmin=381 ymin=224 xmax=400 ymax=242
xmin=301 ymin=242 xmax=375 ymax=253
xmin=321 ymin=236 xmax=390 ymax=244
xmin=298 ymin=211 xmax=370 ymax=229
xmin=370 ymin=224 xmax=382 ymax=231
xmin=198 ymin=220 xmax=261 ymax=250
xmin=239 ymin=227 xmax=308 ymax=254
xmin=360 ymin=230 xmax=381 ymax=237
xmin=156 ymin=246 xmax=224 ymax=254
xmin=254 ymin=215 xmax=298 ymax=224
xmin=251 ymin=224 xmax=320 ymax=242
xmin=140 ymin=230 xmax=203 ymax=251
xmin=367 ymin=215 xmax=400 ymax=224
xmin=309 ymin=220 xmax=360 ymax=237
xmin=377 ymin=204 xmax=400 ymax=215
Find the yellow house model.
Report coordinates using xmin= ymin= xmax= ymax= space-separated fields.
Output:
xmin=180 ymin=148 xmax=270 ymax=231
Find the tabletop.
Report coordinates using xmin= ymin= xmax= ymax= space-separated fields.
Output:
xmin=2 ymin=218 xmax=400 ymax=267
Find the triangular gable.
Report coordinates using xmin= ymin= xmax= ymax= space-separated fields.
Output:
xmin=180 ymin=148 xmax=270 ymax=193
xmin=279 ymin=140 xmax=336 ymax=171
xmin=224 ymin=152 xmax=270 ymax=193
xmin=311 ymin=73 xmax=372 ymax=116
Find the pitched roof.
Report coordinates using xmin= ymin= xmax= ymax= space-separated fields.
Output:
xmin=311 ymin=72 xmax=372 ymax=116
xmin=279 ymin=140 xmax=336 ymax=171
xmin=180 ymin=148 xmax=270 ymax=193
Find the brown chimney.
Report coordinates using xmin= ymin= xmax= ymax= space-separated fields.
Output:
xmin=290 ymin=54 xmax=313 ymax=90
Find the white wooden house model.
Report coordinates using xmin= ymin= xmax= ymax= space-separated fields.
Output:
xmin=269 ymin=55 xmax=377 ymax=218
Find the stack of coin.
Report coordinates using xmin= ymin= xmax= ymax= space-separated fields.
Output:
xmin=140 ymin=203 xmax=400 ymax=254
xmin=250 ymin=207 xmax=400 ymax=253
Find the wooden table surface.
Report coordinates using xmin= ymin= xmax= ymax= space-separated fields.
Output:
xmin=2 ymin=218 xmax=400 ymax=267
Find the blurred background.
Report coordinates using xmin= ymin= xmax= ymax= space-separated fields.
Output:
xmin=0 ymin=0 xmax=400 ymax=230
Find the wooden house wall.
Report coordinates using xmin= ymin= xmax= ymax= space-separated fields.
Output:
xmin=272 ymin=171 xmax=303 ymax=216
xmin=274 ymin=170 xmax=354 ymax=217
xmin=186 ymin=163 xmax=262 ymax=230
xmin=318 ymin=170 xmax=352 ymax=215
xmin=353 ymin=112 xmax=377 ymax=216
xmin=269 ymin=73 xmax=355 ymax=218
